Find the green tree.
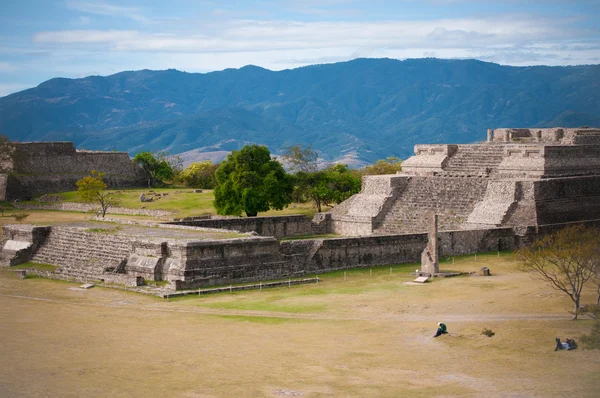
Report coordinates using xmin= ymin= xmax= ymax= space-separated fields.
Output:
xmin=76 ymin=170 xmax=119 ymax=218
xmin=214 ymin=145 xmax=293 ymax=217
xmin=179 ymin=161 xmax=218 ymax=189
xmin=296 ymin=164 xmax=361 ymax=213
xmin=133 ymin=151 xmax=182 ymax=187
xmin=516 ymin=225 xmax=600 ymax=319
xmin=363 ymin=156 xmax=402 ymax=175
xmin=281 ymin=144 xmax=318 ymax=173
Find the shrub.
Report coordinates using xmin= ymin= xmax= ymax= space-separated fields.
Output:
xmin=11 ymin=213 xmax=30 ymax=223
xmin=481 ymin=327 xmax=495 ymax=337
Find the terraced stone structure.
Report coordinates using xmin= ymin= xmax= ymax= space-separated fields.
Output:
xmin=329 ymin=127 xmax=600 ymax=235
xmin=0 ymin=223 xmax=289 ymax=290
xmin=0 ymin=141 xmax=146 ymax=201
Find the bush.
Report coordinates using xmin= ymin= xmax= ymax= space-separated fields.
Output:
xmin=11 ymin=213 xmax=30 ymax=223
xmin=481 ymin=327 xmax=495 ymax=337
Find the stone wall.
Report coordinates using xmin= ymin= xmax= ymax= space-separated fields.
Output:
xmin=534 ymin=176 xmax=600 ymax=225
xmin=373 ymin=176 xmax=489 ymax=234
xmin=170 ymin=237 xmax=291 ymax=289
xmin=28 ymin=226 xmax=135 ymax=280
xmin=328 ymin=174 xmax=409 ymax=236
xmin=496 ymin=144 xmax=600 ymax=178
xmin=3 ymin=219 xmax=600 ymax=290
xmin=281 ymin=227 xmax=521 ymax=273
xmin=488 ymin=127 xmax=600 ymax=145
xmin=166 ymin=215 xmax=314 ymax=239
xmin=0 ymin=174 xmax=7 ymax=203
xmin=1 ymin=141 xmax=146 ymax=201
xmin=467 ymin=176 xmax=600 ymax=228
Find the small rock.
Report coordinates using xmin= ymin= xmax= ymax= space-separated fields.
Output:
xmin=80 ymin=283 xmax=95 ymax=289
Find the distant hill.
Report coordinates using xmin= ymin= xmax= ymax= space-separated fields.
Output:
xmin=1 ymin=58 xmax=599 ymax=165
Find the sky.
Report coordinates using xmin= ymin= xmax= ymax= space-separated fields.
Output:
xmin=0 ymin=0 xmax=599 ymax=96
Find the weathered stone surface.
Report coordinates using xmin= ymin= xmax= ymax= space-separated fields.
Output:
xmin=167 ymin=215 xmax=314 ymax=239
xmin=3 ymin=240 xmax=32 ymax=251
xmin=421 ymin=214 xmax=439 ymax=275
xmin=328 ymin=127 xmax=600 ymax=235
xmin=0 ymin=141 xmax=146 ymax=201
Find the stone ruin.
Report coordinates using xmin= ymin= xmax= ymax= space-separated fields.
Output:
xmin=0 ymin=141 xmax=146 ymax=201
xmin=3 ymin=126 xmax=600 ymax=290
xmin=420 ymin=214 xmax=439 ymax=275
xmin=328 ymin=127 xmax=600 ymax=235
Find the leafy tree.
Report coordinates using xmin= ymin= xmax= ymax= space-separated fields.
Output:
xmin=296 ymin=164 xmax=361 ymax=213
xmin=133 ymin=151 xmax=182 ymax=187
xmin=516 ymin=225 xmax=600 ymax=319
xmin=214 ymin=145 xmax=293 ymax=217
xmin=281 ymin=144 xmax=318 ymax=173
xmin=76 ymin=170 xmax=119 ymax=218
xmin=179 ymin=161 xmax=218 ymax=189
xmin=363 ymin=156 xmax=402 ymax=175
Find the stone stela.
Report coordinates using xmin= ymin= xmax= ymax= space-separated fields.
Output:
xmin=420 ymin=214 xmax=439 ymax=276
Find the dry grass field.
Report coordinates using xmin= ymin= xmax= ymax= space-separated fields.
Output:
xmin=1 ymin=252 xmax=599 ymax=397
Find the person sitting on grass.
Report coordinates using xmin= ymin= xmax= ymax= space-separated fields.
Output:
xmin=555 ymin=337 xmax=578 ymax=351
xmin=434 ymin=322 xmax=448 ymax=337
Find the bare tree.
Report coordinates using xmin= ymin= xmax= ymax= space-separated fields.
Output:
xmin=516 ymin=225 xmax=600 ymax=319
xmin=281 ymin=144 xmax=318 ymax=173
xmin=589 ymin=261 xmax=600 ymax=305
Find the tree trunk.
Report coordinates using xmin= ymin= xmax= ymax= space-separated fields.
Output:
xmin=573 ymin=297 xmax=580 ymax=320
xmin=313 ymin=197 xmax=322 ymax=213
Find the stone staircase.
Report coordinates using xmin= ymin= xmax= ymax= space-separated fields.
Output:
xmin=441 ymin=145 xmax=506 ymax=176
xmin=374 ymin=177 xmax=488 ymax=234
xmin=30 ymin=227 xmax=134 ymax=280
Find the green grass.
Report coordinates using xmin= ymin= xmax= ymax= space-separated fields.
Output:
xmin=145 ymin=280 xmax=170 ymax=287
xmin=38 ymin=188 xmax=318 ymax=218
xmin=13 ymin=262 xmax=57 ymax=272
xmin=85 ymin=227 xmax=122 ymax=234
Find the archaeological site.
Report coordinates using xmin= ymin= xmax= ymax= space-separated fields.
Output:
xmin=0 ymin=141 xmax=146 ymax=201
xmin=2 ymin=127 xmax=600 ymax=292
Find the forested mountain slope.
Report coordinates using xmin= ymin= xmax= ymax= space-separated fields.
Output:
xmin=1 ymin=58 xmax=599 ymax=165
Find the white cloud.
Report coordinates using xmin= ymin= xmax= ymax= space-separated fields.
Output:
xmin=24 ymin=14 xmax=600 ymax=77
xmin=34 ymin=16 xmax=585 ymax=53
xmin=65 ymin=1 xmax=147 ymax=22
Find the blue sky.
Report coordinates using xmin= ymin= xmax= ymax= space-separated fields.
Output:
xmin=0 ymin=0 xmax=599 ymax=96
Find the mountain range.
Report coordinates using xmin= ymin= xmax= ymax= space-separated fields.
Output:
xmin=1 ymin=58 xmax=599 ymax=166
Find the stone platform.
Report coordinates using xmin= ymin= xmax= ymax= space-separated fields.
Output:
xmin=328 ymin=127 xmax=600 ymax=235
